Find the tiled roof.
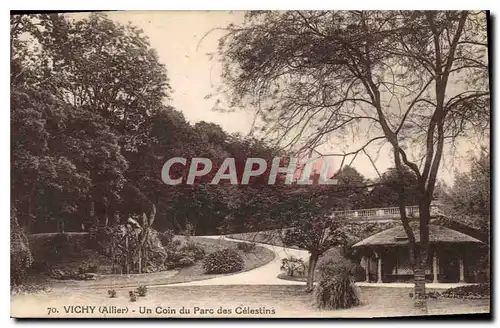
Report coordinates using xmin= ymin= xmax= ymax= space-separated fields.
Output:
xmin=352 ymin=222 xmax=483 ymax=248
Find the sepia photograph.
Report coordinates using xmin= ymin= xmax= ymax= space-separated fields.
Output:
xmin=10 ymin=10 xmax=491 ymax=319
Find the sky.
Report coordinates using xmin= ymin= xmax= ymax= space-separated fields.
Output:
xmin=73 ymin=11 xmax=488 ymax=184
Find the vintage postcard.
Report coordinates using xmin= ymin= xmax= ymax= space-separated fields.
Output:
xmin=10 ymin=10 xmax=491 ymax=318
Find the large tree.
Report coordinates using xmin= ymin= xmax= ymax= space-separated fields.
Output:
xmin=442 ymin=149 xmax=490 ymax=236
xmin=12 ymin=13 xmax=169 ymax=136
xmin=217 ymin=10 xmax=489 ymax=309
xmin=11 ymin=13 xmax=170 ymax=232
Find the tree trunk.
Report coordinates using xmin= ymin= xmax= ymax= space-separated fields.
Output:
xmin=306 ymin=253 xmax=318 ymax=292
xmin=138 ymin=244 xmax=142 ymax=274
xmin=414 ymin=200 xmax=431 ymax=311
xmin=111 ymin=239 xmax=115 ymax=273
xmin=413 ymin=260 xmax=427 ymax=310
xmin=142 ymin=229 xmax=149 ymax=272
xmin=125 ymin=233 xmax=130 ymax=274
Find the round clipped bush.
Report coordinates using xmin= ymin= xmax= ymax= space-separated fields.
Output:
xmin=202 ymin=248 xmax=244 ymax=274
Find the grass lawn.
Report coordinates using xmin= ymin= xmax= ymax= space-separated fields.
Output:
xmin=277 ymin=273 xmax=308 ymax=282
xmin=151 ymin=236 xmax=276 ymax=285
xmin=11 ymin=284 xmax=490 ymax=318
xmin=22 ymin=235 xmax=275 ymax=290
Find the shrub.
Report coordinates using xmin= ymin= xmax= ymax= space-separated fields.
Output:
xmin=11 ymin=241 xmax=33 ymax=285
xmin=10 ymin=215 xmax=33 ymax=285
xmin=78 ymin=262 xmax=99 ymax=274
xmin=164 ymin=249 xmax=196 ymax=269
xmin=108 ymin=289 xmax=117 ymax=298
xmin=183 ymin=223 xmax=195 ymax=239
xmin=409 ymin=291 xmax=441 ymax=299
xmin=143 ymin=229 xmax=168 ymax=271
xmin=315 ymin=259 xmax=361 ymax=310
xmin=203 ymin=248 xmax=244 ymax=274
xmin=163 ymin=239 xmax=205 ymax=269
xmin=172 ymin=239 xmax=182 ymax=248
xmin=441 ymin=283 xmax=490 ymax=299
xmin=178 ymin=255 xmax=196 ymax=267
xmin=236 ymin=242 xmax=256 ymax=253
xmin=179 ymin=241 xmax=206 ymax=260
xmin=88 ymin=263 xmax=98 ymax=273
xmin=426 ymin=291 xmax=441 ymax=299
xmin=280 ymin=256 xmax=306 ymax=277
xmin=158 ymin=229 xmax=175 ymax=247
xmin=136 ymin=285 xmax=148 ymax=297
xmin=129 ymin=291 xmax=137 ymax=302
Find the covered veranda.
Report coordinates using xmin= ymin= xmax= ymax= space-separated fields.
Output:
xmin=352 ymin=223 xmax=485 ymax=284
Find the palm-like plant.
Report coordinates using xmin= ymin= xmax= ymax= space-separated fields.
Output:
xmin=315 ymin=260 xmax=361 ymax=309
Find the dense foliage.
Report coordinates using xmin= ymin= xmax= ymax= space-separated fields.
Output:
xmin=202 ymin=248 xmax=245 ymax=274
xmin=441 ymin=150 xmax=490 ymax=237
xmin=280 ymin=256 xmax=306 ymax=277
xmin=10 ymin=13 xmax=289 ymax=239
xmin=10 ymin=210 xmax=33 ymax=285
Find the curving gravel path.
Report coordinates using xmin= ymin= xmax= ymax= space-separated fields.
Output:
xmin=163 ymin=236 xmax=310 ymax=286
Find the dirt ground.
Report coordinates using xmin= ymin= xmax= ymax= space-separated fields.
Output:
xmin=11 ymin=285 xmax=490 ymax=319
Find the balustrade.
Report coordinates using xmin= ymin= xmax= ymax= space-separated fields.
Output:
xmin=332 ymin=205 xmax=422 ymax=220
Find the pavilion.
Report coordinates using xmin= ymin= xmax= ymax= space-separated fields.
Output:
xmin=352 ymin=222 xmax=485 ymax=283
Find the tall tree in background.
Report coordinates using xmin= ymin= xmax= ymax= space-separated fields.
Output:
xmin=11 ymin=13 xmax=170 ymax=231
xmin=442 ymin=149 xmax=490 ymax=281
xmin=13 ymin=13 xmax=169 ymax=138
xmin=368 ymin=166 xmax=420 ymax=208
xmin=442 ymin=149 xmax=490 ymax=237
xmin=333 ymin=165 xmax=368 ymax=209
xmin=217 ymin=10 xmax=489 ymax=309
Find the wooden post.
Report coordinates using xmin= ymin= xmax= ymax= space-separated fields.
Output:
xmin=432 ymin=251 xmax=439 ymax=283
xmin=377 ymin=250 xmax=383 ymax=283
xmin=459 ymin=257 xmax=465 ymax=283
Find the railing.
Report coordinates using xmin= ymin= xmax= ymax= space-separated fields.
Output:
xmin=331 ymin=205 xmax=440 ymax=220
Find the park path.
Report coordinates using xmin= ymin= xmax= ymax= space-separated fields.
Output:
xmin=163 ymin=236 xmax=310 ymax=286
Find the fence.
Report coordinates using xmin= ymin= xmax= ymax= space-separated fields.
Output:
xmin=331 ymin=205 xmax=427 ymax=220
